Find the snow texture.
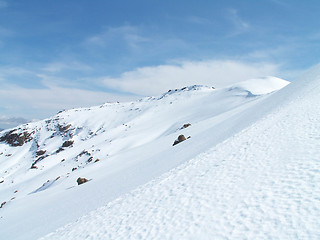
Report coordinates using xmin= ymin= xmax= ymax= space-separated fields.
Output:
xmin=38 ymin=68 xmax=320 ymax=239
xmin=1 ymin=71 xmax=319 ymax=239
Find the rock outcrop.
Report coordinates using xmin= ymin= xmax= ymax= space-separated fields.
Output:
xmin=173 ymin=134 xmax=187 ymax=146
xmin=77 ymin=177 xmax=88 ymax=185
xmin=0 ymin=130 xmax=33 ymax=147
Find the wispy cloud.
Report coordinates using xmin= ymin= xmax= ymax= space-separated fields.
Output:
xmin=102 ymin=60 xmax=281 ymax=96
xmin=226 ymin=9 xmax=250 ymax=37
xmin=42 ymin=61 xmax=93 ymax=73
xmin=0 ymin=64 xmax=138 ymax=122
xmin=0 ymin=82 xmax=138 ymax=122
xmin=0 ymin=115 xmax=29 ymax=130
xmin=245 ymin=45 xmax=294 ymax=61
xmin=0 ymin=66 xmax=40 ymax=83
xmin=85 ymin=25 xmax=149 ymax=49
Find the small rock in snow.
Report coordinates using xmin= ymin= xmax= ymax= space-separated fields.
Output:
xmin=77 ymin=177 xmax=88 ymax=185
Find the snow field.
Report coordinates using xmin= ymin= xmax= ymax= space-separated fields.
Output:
xmin=40 ymin=72 xmax=320 ymax=239
xmin=0 ymin=76 xmax=299 ymax=239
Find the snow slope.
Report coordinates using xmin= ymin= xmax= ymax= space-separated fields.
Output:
xmin=0 ymin=76 xmax=293 ymax=239
xmin=40 ymin=67 xmax=320 ymax=239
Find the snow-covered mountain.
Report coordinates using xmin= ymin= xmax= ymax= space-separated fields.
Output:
xmin=1 ymin=72 xmax=319 ymax=239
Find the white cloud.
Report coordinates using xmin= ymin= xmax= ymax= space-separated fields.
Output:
xmin=102 ymin=60 xmax=281 ymax=96
xmin=0 ymin=83 xmax=138 ymax=122
xmin=0 ymin=59 xmax=286 ymax=125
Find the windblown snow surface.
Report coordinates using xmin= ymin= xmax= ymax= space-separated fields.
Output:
xmin=0 ymin=72 xmax=319 ymax=239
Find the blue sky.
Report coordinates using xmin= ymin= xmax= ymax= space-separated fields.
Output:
xmin=0 ymin=0 xmax=320 ymax=129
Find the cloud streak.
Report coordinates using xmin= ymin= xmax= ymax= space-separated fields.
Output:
xmin=226 ymin=9 xmax=250 ymax=37
xmin=42 ymin=61 xmax=93 ymax=73
xmin=0 ymin=59 xmax=283 ymax=126
xmin=85 ymin=25 xmax=149 ymax=49
xmin=0 ymin=83 xmax=138 ymax=126
xmin=0 ymin=115 xmax=28 ymax=130
xmin=102 ymin=60 xmax=281 ymax=96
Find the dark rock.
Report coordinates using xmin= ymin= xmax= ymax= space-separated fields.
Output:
xmin=31 ymin=154 xmax=49 ymax=168
xmin=173 ymin=134 xmax=189 ymax=146
xmin=56 ymin=147 xmax=64 ymax=153
xmin=36 ymin=150 xmax=46 ymax=156
xmin=77 ymin=177 xmax=88 ymax=185
xmin=62 ymin=140 xmax=74 ymax=148
xmin=94 ymin=158 xmax=100 ymax=163
xmin=0 ymin=201 xmax=6 ymax=208
xmin=180 ymin=123 xmax=191 ymax=129
xmin=78 ymin=150 xmax=91 ymax=158
xmin=58 ymin=124 xmax=71 ymax=132
xmin=57 ymin=109 xmax=65 ymax=114
xmin=0 ymin=130 xmax=32 ymax=147
xmin=178 ymin=134 xmax=186 ymax=141
xmin=72 ymin=167 xmax=77 ymax=171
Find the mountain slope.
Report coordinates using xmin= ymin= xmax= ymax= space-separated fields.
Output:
xmin=41 ymin=67 xmax=320 ymax=240
xmin=0 ymin=77 xmax=290 ymax=239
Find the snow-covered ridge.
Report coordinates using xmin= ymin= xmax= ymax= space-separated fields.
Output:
xmin=228 ymin=76 xmax=290 ymax=95
xmin=42 ymin=66 xmax=320 ymax=240
xmin=156 ymin=84 xmax=215 ymax=99
xmin=0 ymin=76 xmax=290 ymax=240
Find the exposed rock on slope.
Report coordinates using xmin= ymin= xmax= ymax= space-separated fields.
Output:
xmin=0 ymin=130 xmax=33 ymax=147
xmin=77 ymin=177 xmax=88 ymax=185
xmin=173 ymin=134 xmax=191 ymax=146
